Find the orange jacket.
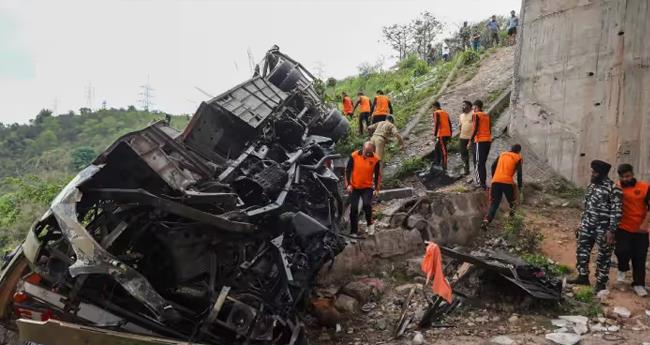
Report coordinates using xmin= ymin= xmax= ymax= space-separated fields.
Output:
xmin=357 ymin=96 xmax=371 ymax=113
xmin=617 ymin=180 xmax=650 ymax=233
xmin=491 ymin=151 xmax=522 ymax=184
xmin=346 ymin=150 xmax=381 ymax=190
xmin=433 ymin=110 xmax=452 ymax=138
xmin=342 ymin=96 xmax=353 ymax=114
xmin=472 ymin=111 xmax=492 ymax=143
xmin=373 ymin=95 xmax=391 ymax=116
xmin=420 ymin=242 xmax=452 ymax=303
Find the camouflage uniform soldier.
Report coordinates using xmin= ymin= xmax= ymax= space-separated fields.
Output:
xmin=569 ymin=160 xmax=622 ymax=292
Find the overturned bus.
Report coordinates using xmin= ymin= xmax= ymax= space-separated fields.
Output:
xmin=0 ymin=47 xmax=349 ymax=345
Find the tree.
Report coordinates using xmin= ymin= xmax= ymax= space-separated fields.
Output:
xmin=326 ymin=77 xmax=337 ymax=88
xmin=382 ymin=23 xmax=413 ymax=60
xmin=71 ymin=146 xmax=96 ymax=170
xmin=411 ymin=12 xmax=443 ymax=59
xmin=34 ymin=109 xmax=53 ymax=125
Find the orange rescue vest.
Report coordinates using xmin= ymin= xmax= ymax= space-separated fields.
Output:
xmin=349 ymin=150 xmax=380 ymax=189
xmin=491 ymin=151 xmax=522 ymax=184
xmin=434 ymin=110 xmax=451 ymax=138
xmin=342 ymin=96 xmax=353 ymax=114
xmin=358 ymin=96 xmax=371 ymax=113
xmin=473 ymin=111 xmax=492 ymax=143
xmin=617 ymin=180 xmax=650 ymax=233
xmin=373 ymin=95 xmax=390 ymax=116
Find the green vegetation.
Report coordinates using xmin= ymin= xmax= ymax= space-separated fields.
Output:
xmin=0 ymin=107 xmax=190 ymax=252
xmin=522 ymin=253 xmax=572 ymax=277
xmin=502 ymin=210 xmax=544 ymax=253
xmin=0 ymin=108 xmax=190 ymax=180
xmin=569 ymin=286 xmax=602 ymax=317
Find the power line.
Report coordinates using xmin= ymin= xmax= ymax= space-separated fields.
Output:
xmin=85 ymin=82 xmax=95 ymax=110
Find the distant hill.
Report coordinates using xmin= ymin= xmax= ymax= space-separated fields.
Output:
xmin=0 ymin=107 xmax=190 ymax=251
xmin=0 ymin=107 xmax=191 ymax=180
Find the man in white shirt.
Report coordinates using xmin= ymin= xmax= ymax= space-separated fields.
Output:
xmin=458 ymin=100 xmax=473 ymax=175
xmin=442 ymin=43 xmax=450 ymax=62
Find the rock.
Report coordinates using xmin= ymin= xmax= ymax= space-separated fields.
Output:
xmin=591 ymin=323 xmax=620 ymax=332
xmin=407 ymin=214 xmax=425 ymax=229
xmin=572 ymin=323 xmax=588 ymax=335
xmin=554 ymin=327 xmax=569 ymax=333
xmin=395 ymin=283 xmax=419 ymax=293
xmin=646 ymin=310 xmax=650 ymax=318
xmin=341 ymin=278 xmax=385 ymax=304
xmin=376 ymin=318 xmax=387 ymax=330
xmin=490 ymin=335 xmax=515 ymax=345
xmin=412 ymin=332 xmax=425 ymax=344
xmin=334 ymin=294 xmax=359 ymax=314
xmin=612 ymin=306 xmax=631 ymax=318
xmin=551 ymin=319 xmax=570 ymax=328
xmin=559 ymin=315 xmax=589 ymax=325
xmin=545 ymin=332 xmax=581 ymax=345
xmin=508 ymin=315 xmax=519 ymax=323
xmin=474 ymin=315 xmax=489 ymax=323
xmin=389 ymin=212 xmax=408 ymax=228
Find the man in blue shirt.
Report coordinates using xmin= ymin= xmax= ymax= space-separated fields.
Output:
xmin=507 ymin=11 xmax=519 ymax=45
xmin=486 ymin=15 xmax=500 ymax=47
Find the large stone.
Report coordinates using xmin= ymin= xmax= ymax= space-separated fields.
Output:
xmin=377 ymin=187 xmax=414 ymax=202
xmin=334 ymin=294 xmax=359 ymax=314
xmin=490 ymin=335 xmax=515 ymax=345
xmin=341 ymin=278 xmax=385 ymax=304
xmin=545 ymin=333 xmax=581 ymax=345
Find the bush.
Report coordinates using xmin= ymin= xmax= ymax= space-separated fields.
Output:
xmin=412 ymin=59 xmax=431 ymax=77
xmin=503 ymin=211 xmax=543 ymax=253
xmin=522 ymin=254 xmax=572 ymax=278
xmin=459 ymin=50 xmax=480 ymax=66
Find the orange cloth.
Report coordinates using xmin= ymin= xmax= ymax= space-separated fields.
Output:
xmin=342 ymin=96 xmax=354 ymax=114
xmin=617 ymin=180 xmax=650 ymax=233
xmin=433 ymin=110 xmax=452 ymax=138
xmin=420 ymin=242 xmax=453 ymax=303
xmin=492 ymin=151 xmax=523 ymax=184
xmin=373 ymin=95 xmax=390 ymax=115
xmin=358 ymin=96 xmax=371 ymax=113
xmin=472 ymin=111 xmax=492 ymax=143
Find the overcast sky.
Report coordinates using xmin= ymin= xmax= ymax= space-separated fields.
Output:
xmin=0 ymin=0 xmax=521 ymax=124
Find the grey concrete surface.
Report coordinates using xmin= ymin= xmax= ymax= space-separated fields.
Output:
xmin=511 ymin=0 xmax=650 ymax=185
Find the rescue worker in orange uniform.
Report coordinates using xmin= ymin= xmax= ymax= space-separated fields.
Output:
xmin=371 ymin=90 xmax=393 ymax=124
xmin=353 ymin=92 xmax=372 ymax=135
xmin=432 ymin=101 xmax=453 ymax=170
xmin=341 ymin=92 xmax=354 ymax=118
xmin=614 ymin=163 xmax=650 ymax=297
xmin=482 ymin=144 xmax=523 ymax=229
xmin=468 ymin=100 xmax=492 ymax=189
xmin=345 ymin=141 xmax=381 ymax=237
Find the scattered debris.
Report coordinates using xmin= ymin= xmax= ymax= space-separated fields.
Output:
xmin=412 ymin=331 xmax=425 ymax=344
xmin=545 ymin=332 xmax=581 ymax=345
xmin=440 ymin=246 xmax=562 ymax=300
xmin=613 ymin=306 xmax=631 ymax=318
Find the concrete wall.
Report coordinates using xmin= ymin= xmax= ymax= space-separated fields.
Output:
xmin=511 ymin=0 xmax=650 ymax=185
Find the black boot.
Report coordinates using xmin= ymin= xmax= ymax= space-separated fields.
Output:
xmin=567 ymin=275 xmax=590 ymax=286
xmin=593 ymin=283 xmax=607 ymax=293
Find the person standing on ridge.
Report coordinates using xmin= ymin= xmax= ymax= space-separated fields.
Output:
xmin=507 ymin=10 xmax=519 ymax=46
xmin=486 ymin=15 xmax=500 ymax=47
xmin=371 ymin=90 xmax=393 ymax=124
xmin=345 ymin=142 xmax=382 ymax=238
xmin=471 ymin=30 xmax=481 ymax=51
xmin=460 ymin=21 xmax=471 ymax=50
xmin=341 ymin=92 xmax=354 ymax=119
xmin=432 ymin=101 xmax=452 ymax=171
xmin=481 ymin=144 xmax=523 ymax=229
xmin=458 ymin=100 xmax=474 ymax=175
xmin=353 ymin=92 xmax=372 ymax=135
xmin=568 ymin=160 xmax=622 ymax=293
xmin=468 ymin=100 xmax=492 ymax=190
xmin=614 ymin=163 xmax=650 ymax=297
xmin=367 ymin=116 xmax=404 ymax=171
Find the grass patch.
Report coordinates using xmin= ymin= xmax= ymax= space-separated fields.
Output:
xmin=502 ymin=210 xmax=544 ymax=253
xmin=393 ymin=157 xmax=428 ymax=180
xmin=522 ymin=253 xmax=572 ymax=278
xmin=567 ymin=286 xmax=602 ymax=317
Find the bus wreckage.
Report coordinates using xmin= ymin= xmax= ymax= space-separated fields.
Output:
xmin=0 ymin=47 xmax=350 ymax=345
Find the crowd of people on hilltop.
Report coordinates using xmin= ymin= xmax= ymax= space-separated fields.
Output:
xmin=427 ymin=10 xmax=519 ymax=65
